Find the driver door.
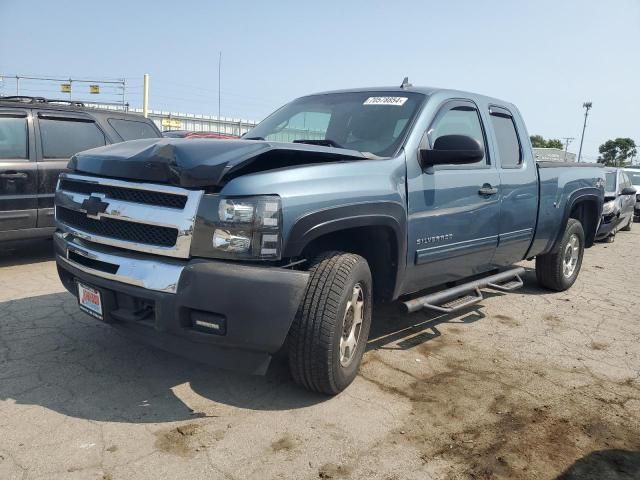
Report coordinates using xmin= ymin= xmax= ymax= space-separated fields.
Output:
xmin=404 ymin=99 xmax=501 ymax=293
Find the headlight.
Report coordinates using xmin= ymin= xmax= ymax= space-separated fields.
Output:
xmin=602 ymin=200 xmax=615 ymax=215
xmin=191 ymin=195 xmax=282 ymax=260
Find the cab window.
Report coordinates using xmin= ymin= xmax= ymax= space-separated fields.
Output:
xmin=490 ymin=110 xmax=522 ymax=168
xmin=429 ymin=104 xmax=487 ymax=165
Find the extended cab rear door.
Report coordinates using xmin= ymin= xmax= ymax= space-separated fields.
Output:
xmin=488 ymin=106 xmax=539 ymax=266
xmin=34 ymin=111 xmax=107 ymax=228
xmin=405 ymin=98 xmax=502 ymax=291
xmin=0 ymin=108 xmax=38 ymax=233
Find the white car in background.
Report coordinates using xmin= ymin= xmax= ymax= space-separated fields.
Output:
xmin=623 ymin=167 xmax=640 ymax=222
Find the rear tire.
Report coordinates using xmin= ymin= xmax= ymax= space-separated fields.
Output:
xmin=536 ymin=218 xmax=585 ymax=291
xmin=288 ymin=252 xmax=372 ymax=395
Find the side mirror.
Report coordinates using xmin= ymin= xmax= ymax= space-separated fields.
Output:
xmin=621 ymin=187 xmax=637 ymax=196
xmin=420 ymin=134 xmax=484 ymax=167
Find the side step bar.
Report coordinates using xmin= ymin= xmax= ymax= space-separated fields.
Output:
xmin=403 ymin=267 xmax=525 ymax=314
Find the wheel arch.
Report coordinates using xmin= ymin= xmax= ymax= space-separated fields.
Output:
xmin=551 ymin=190 xmax=602 ymax=253
xmin=283 ymin=202 xmax=407 ymax=301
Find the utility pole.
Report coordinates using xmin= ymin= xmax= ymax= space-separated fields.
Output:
xmin=143 ymin=73 xmax=149 ymax=118
xmin=577 ymin=101 xmax=592 ymax=162
xmin=561 ymin=137 xmax=575 ymax=161
xmin=218 ymin=51 xmax=222 ymax=134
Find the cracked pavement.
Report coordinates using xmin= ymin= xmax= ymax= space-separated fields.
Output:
xmin=0 ymin=232 xmax=639 ymax=480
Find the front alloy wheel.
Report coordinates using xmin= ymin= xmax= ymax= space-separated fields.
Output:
xmin=340 ymin=284 xmax=364 ymax=367
xmin=288 ymin=252 xmax=372 ymax=395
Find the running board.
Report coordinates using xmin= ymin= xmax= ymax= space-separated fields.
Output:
xmin=403 ymin=267 xmax=525 ymax=314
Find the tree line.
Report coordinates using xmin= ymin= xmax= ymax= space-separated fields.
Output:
xmin=530 ymin=135 xmax=637 ymax=166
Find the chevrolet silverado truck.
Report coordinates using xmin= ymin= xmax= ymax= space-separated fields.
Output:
xmin=53 ymin=85 xmax=605 ymax=394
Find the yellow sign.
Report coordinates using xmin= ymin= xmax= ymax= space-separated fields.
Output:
xmin=89 ymin=85 xmax=100 ymax=94
xmin=61 ymin=83 xmax=71 ymax=93
xmin=162 ymin=118 xmax=182 ymax=129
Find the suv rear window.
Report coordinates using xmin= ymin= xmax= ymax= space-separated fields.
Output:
xmin=0 ymin=116 xmax=27 ymax=159
xmin=108 ymin=118 xmax=159 ymax=141
xmin=40 ymin=118 xmax=106 ymax=158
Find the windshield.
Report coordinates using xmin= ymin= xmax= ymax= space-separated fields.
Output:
xmin=244 ymin=91 xmax=425 ymax=157
xmin=625 ymin=170 xmax=640 ymax=186
xmin=605 ymin=172 xmax=617 ymax=193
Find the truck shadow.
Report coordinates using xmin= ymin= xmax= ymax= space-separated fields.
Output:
xmin=0 ymin=269 xmax=541 ymax=423
xmin=555 ymin=449 xmax=640 ymax=480
xmin=0 ymin=291 xmax=323 ymax=423
xmin=0 ymin=238 xmax=54 ymax=268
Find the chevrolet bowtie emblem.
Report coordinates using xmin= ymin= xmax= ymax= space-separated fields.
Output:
xmin=81 ymin=195 xmax=109 ymax=219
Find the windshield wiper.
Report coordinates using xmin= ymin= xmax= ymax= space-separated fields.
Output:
xmin=243 ymin=136 xmax=265 ymax=140
xmin=293 ymin=139 xmax=344 ymax=149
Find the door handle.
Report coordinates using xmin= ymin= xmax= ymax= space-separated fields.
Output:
xmin=478 ymin=184 xmax=498 ymax=196
xmin=0 ymin=172 xmax=28 ymax=180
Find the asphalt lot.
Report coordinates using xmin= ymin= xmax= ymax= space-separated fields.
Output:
xmin=0 ymin=231 xmax=639 ymax=480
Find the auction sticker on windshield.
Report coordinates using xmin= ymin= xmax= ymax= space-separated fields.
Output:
xmin=78 ymin=282 xmax=103 ymax=320
xmin=363 ymin=96 xmax=408 ymax=106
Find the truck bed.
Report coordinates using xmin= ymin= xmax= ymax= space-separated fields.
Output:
xmin=527 ymin=162 xmax=605 ymax=258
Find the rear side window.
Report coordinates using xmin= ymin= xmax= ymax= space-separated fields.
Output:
xmin=108 ymin=118 xmax=159 ymax=141
xmin=627 ymin=170 xmax=640 ymax=186
xmin=0 ymin=116 xmax=28 ymax=159
xmin=605 ymin=172 xmax=616 ymax=192
xmin=490 ymin=112 xmax=522 ymax=168
xmin=621 ymin=172 xmax=631 ymax=189
xmin=40 ymin=118 xmax=106 ymax=158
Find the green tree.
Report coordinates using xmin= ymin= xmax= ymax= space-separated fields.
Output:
xmin=597 ymin=138 xmax=637 ymax=167
xmin=546 ymin=139 xmax=564 ymax=149
xmin=530 ymin=135 xmax=546 ymax=148
xmin=530 ymin=135 xmax=564 ymax=149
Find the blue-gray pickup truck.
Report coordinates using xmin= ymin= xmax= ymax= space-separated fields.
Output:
xmin=53 ymin=85 xmax=605 ymax=394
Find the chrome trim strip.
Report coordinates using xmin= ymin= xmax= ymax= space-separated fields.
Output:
xmin=60 ymin=172 xmax=194 ymax=196
xmin=55 ymin=173 xmax=204 ymax=259
xmin=56 ymin=232 xmax=184 ymax=293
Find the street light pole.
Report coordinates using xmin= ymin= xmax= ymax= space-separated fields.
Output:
xmin=218 ymin=51 xmax=222 ymax=134
xmin=577 ymin=101 xmax=592 ymax=162
xmin=562 ymin=137 xmax=574 ymax=162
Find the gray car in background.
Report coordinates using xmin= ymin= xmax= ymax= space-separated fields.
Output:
xmin=596 ymin=168 xmax=637 ymax=241
xmin=622 ymin=167 xmax=640 ymax=222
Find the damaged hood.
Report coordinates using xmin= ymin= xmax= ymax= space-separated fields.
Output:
xmin=68 ymin=138 xmax=368 ymax=188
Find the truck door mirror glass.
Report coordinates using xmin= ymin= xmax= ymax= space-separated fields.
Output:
xmin=621 ymin=186 xmax=637 ymax=196
xmin=420 ymin=134 xmax=485 ymax=166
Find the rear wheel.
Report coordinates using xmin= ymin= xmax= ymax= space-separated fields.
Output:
xmin=288 ymin=252 xmax=372 ymax=395
xmin=536 ymin=219 xmax=585 ymax=291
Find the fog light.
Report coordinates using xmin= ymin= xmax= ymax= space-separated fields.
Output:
xmin=191 ymin=310 xmax=226 ymax=335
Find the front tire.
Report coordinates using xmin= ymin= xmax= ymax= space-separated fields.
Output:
xmin=621 ymin=216 xmax=632 ymax=231
xmin=536 ymin=218 xmax=585 ymax=291
xmin=288 ymin=252 xmax=372 ymax=395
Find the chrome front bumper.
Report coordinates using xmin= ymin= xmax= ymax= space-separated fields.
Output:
xmin=55 ymin=232 xmax=185 ymax=293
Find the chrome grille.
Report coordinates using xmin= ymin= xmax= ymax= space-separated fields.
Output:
xmin=55 ymin=173 xmax=203 ymax=258
xmin=56 ymin=206 xmax=179 ymax=247
xmin=58 ymin=178 xmax=188 ymax=209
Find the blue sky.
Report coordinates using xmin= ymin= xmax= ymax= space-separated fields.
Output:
xmin=1 ymin=0 xmax=638 ymax=160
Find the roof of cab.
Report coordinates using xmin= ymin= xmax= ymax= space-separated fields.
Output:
xmin=303 ymin=86 xmax=517 ymax=109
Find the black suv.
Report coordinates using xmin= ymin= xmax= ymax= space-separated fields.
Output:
xmin=0 ymin=97 xmax=161 ymax=242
